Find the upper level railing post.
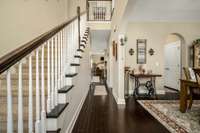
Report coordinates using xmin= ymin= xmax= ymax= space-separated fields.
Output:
xmin=77 ymin=6 xmax=81 ymax=49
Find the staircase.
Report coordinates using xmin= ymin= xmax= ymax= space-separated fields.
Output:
xmin=0 ymin=7 xmax=89 ymax=133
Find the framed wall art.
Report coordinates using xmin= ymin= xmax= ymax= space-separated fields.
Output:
xmin=137 ymin=39 xmax=147 ymax=64
xmin=112 ymin=41 xmax=118 ymax=61
xmin=112 ymin=41 xmax=116 ymax=57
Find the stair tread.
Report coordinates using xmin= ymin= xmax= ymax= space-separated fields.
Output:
xmin=74 ymin=55 xmax=82 ymax=58
xmin=46 ymin=103 xmax=68 ymax=118
xmin=80 ymin=44 xmax=86 ymax=48
xmin=70 ymin=63 xmax=80 ymax=66
xmin=46 ymin=128 xmax=61 ymax=133
xmin=77 ymin=49 xmax=84 ymax=53
xmin=65 ymin=73 xmax=78 ymax=77
xmin=58 ymin=85 xmax=74 ymax=93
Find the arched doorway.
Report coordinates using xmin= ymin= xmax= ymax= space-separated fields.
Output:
xmin=164 ymin=33 xmax=185 ymax=90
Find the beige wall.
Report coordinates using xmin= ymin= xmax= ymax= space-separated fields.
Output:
xmin=166 ymin=34 xmax=181 ymax=44
xmin=125 ymin=22 xmax=200 ymax=91
xmin=68 ymin=0 xmax=86 ymax=19
xmin=0 ymin=0 xmax=69 ymax=58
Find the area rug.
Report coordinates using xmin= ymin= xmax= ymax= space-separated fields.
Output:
xmin=94 ymin=85 xmax=107 ymax=96
xmin=138 ymin=100 xmax=200 ymax=133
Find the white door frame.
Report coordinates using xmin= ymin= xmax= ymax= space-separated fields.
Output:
xmin=164 ymin=40 xmax=182 ymax=90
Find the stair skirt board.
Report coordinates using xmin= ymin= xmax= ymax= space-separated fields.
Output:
xmin=66 ymin=88 xmax=90 ymax=133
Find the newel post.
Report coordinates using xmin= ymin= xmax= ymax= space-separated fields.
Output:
xmin=77 ymin=6 xmax=81 ymax=49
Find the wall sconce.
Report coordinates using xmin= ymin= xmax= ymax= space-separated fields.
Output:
xmin=120 ymin=36 xmax=128 ymax=46
xmin=148 ymin=48 xmax=155 ymax=56
xmin=129 ymin=48 xmax=134 ymax=56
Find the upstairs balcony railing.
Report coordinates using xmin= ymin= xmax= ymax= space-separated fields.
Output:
xmin=87 ymin=0 xmax=112 ymax=21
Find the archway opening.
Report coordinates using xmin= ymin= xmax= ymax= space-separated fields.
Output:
xmin=164 ymin=33 xmax=186 ymax=91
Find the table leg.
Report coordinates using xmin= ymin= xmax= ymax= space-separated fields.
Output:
xmin=134 ymin=78 xmax=139 ymax=97
xmin=180 ymin=81 xmax=188 ymax=113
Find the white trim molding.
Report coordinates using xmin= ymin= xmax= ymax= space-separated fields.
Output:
xmin=112 ymin=91 xmax=125 ymax=105
xmin=129 ymin=89 xmax=166 ymax=95
xmin=65 ymin=90 xmax=89 ymax=133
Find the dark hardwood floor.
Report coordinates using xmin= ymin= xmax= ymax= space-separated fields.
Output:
xmin=72 ymin=85 xmax=181 ymax=133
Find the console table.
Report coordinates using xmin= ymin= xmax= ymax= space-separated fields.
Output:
xmin=130 ymin=74 xmax=162 ymax=98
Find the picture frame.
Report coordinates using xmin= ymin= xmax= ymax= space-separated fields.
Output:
xmin=112 ymin=41 xmax=116 ymax=56
xmin=137 ymin=39 xmax=147 ymax=64
xmin=112 ymin=41 xmax=118 ymax=61
xmin=115 ymin=42 xmax=118 ymax=61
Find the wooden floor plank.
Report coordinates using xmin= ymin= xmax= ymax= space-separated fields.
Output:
xmin=72 ymin=85 xmax=184 ymax=133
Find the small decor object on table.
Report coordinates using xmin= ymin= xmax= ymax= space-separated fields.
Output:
xmin=138 ymin=65 xmax=145 ymax=74
xmin=137 ymin=39 xmax=147 ymax=64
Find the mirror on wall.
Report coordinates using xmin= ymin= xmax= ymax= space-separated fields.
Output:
xmin=137 ymin=39 xmax=147 ymax=64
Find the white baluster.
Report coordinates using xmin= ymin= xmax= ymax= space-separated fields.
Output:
xmin=55 ymin=35 xmax=58 ymax=106
xmin=60 ymin=28 xmax=63 ymax=87
xmin=35 ymin=49 xmax=40 ymax=133
xmin=60 ymin=31 xmax=63 ymax=87
xmin=41 ymin=45 xmax=46 ymax=133
xmin=58 ymin=33 xmax=61 ymax=90
xmin=7 ymin=70 xmax=13 ymax=133
xmin=28 ymin=55 xmax=33 ymax=133
xmin=47 ymin=41 xmax=51 ymax=113
xmin=18 ymin=62 xmax=23 ymax=133
xmin=51 ymin=38 xmax=55 ymax=108
xmin=64 ymin=27 xmax=69 ymax=86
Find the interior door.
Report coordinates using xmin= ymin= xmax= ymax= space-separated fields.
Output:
xmin=164 ymin=41 xmax=181 ymax=90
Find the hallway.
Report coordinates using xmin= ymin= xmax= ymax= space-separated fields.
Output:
xmin=72 ymin=84 xmax=171 ymax=133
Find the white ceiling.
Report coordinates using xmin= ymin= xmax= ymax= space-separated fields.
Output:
xmin=125 ymin=0 xmax=200 ymax=22
xmin=90 ymin=30 xmax=110 ymax=53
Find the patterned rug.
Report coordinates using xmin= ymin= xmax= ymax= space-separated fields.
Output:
xmin=138 ymin=100 xmax=200 ymax=133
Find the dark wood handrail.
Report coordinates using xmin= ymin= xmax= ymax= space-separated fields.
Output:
xmin=0 ymin=11 xmax=86 ymax=74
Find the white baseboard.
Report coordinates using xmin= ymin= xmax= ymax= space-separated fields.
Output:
xmin=117 ymin=98 xmax=125 ymax=104
xmin=65 ymin=90 xmax=89 ymax=133
xmin=112 ymin=91 xmax=125 ymax=105
xmin=129 ymin=89 xmax=166 ymax=95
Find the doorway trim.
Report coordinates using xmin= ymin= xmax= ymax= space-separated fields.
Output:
xmin=164 ymin=33 xmax=186 ymax=91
